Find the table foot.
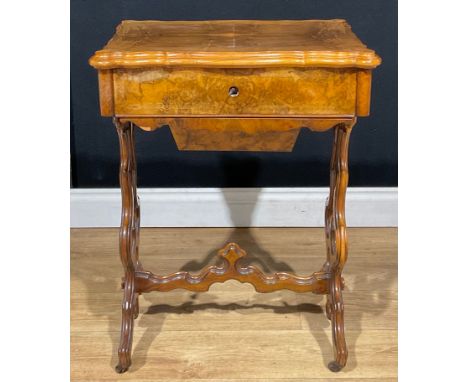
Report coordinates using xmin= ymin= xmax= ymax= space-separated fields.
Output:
xmin=328 ymin=360 xmax=344 ymax=373
xmin=116 ymin=273 xmax=137 ymax=374
xmin=115 ymin=363 xmax=129 ymax=374
xmin=328 ymin=272 xmax=347 ymax=371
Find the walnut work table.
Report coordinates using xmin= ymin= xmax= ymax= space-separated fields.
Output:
xmin=89 ymin=19 xmax=381 ymax=374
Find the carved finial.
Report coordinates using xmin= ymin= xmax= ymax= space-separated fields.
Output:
xmin=218 ymin=242 xmax=247 ymax=267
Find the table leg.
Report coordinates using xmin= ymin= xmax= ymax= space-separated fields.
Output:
xmin=324 ymin=122 xmax=354 ymax=372
xmin=114 ymin=118 xmax=140 ymax=373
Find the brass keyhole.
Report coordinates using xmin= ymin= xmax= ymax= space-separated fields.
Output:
xmin=229 ymin=86 xmax=239 ymax=97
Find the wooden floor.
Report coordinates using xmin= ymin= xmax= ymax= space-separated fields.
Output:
xmin=71 ymin=228 xmax=397 ymax=381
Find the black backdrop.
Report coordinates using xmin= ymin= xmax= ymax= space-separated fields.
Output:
xmin=71 ymin=0 xmax=397 ymax=188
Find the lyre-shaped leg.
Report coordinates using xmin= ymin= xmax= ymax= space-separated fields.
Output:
xmin=114 ymin=118 xmax=141 ymax=373
xmin=324 ymin=122 xmax=354 ymax=372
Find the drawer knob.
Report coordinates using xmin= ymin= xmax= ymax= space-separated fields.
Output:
xmin=228 ymin=86 xmax=239 ymax=97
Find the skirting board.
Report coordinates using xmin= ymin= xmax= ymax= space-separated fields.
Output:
xmin=70 ymin=187 xmax=397 ymax=228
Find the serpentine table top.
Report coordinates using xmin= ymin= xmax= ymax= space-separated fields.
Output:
xmin=89 ymin=19 xmax=381 ymax=69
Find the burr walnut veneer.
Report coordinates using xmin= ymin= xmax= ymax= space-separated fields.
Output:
xmin=89 ymin=19 xmax=381 ymax=374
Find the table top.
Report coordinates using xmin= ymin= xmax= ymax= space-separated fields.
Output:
xmin=89 ymin=19 xmax=381 ymax=70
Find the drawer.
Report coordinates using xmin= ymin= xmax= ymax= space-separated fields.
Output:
xmin=112 ymin=68 xmax=358 ymax=116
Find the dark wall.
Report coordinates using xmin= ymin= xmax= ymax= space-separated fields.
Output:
xmin=71 ymin=0 xmax=397 ymax=188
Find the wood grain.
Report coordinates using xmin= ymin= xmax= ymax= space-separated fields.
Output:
xmin=356 ymin=70 xmax=372 ymax=117
xmin=89 ymin=20 xmax=381 ymax=69
xmin=71 ymin=227 xmax=397 ymax=381
xmin=98 ymin=70 xmax=114 ymax=116
xmin=113 ymin=67 xmax=358 ymax=117
xmin=168 ymin=118 xmax=301 ymax=152
xmin=118 ymin=117 xmax=356 ymax=152
xmin=135 ymin=242 xmax=329 ymax=293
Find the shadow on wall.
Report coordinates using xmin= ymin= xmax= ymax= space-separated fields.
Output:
xmin=179 ymin=154 xmax=295 ymax=273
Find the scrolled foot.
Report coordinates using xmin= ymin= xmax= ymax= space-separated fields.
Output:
xmin=116 ymin=273 xmax=136 ymax=373
xmin=115 ymin=363 xmax=129 ymax=374
xmin=328 ymin=360 xmax=344 ymax=372
xmin=328 ymin=273 xmax=348 ymax=371
xmin=115 ymin=348 xmax=131 ymax=373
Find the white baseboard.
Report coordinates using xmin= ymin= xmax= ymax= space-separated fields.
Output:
xmin=70 ymin=187 xmax=397 ymax=228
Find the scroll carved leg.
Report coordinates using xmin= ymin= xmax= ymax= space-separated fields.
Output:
xmin=323 ymin=122 xmax=354 ymax=372
xmin=114 ymin=118 xmax=140 ymax=373
xmin=131 ymin=126 xmax=142 ymax=320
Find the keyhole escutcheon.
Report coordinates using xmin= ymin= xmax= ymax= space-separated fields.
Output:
xmin=229 ymin=86 xmax=239 ymax=97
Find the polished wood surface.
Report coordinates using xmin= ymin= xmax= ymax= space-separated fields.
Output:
xmin=117 ymin=117 xmax=357 ymax=152
xmin=135 ymin=242 xmax=329 ymax=293
xmin=71 ymin=227 xmax=397 ymax=381
xmin=167 ymin=118 xmax=302 ymax=152
xmin=91 ymin=20 xmax=380 ymax=152
xmin=89 ymin=20 xmax=381 ymax=69
xmin=324 ymin=122 xmax=354 ymax=371
xmin=113 ymin=67 xmax=357 ymax=116
xmin=97 ymin=69 xmax=114 ymax=116
xmin=356 ymin=70 xmax=373 ymax=117
xmin=114 ymin=119 xmax=141 ymax=372
xmin=88 ymin=19 xmax=381 ymax=374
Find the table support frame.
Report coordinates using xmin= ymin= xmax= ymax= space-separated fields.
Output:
xmin=112 ymin=117 xmax=354 ymax=373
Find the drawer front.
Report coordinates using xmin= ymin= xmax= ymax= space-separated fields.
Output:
xmin=113 ymin=68 xmax=357 ymax=116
